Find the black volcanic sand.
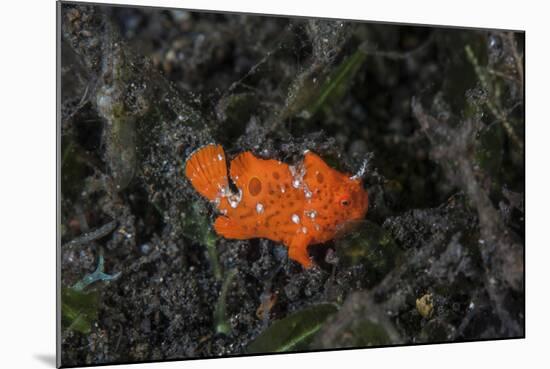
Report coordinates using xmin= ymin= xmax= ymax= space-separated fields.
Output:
xmin=59 ymin=3 xmax=524 ymax=366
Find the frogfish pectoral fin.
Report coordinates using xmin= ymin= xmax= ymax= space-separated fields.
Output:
xmin=288 ymin=234 xmax=313 ymax=268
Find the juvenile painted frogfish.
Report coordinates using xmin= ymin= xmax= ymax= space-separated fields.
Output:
xmin=184 ymin=144 xmax=369 ymax=268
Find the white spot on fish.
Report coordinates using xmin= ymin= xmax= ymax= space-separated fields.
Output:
xmin=302 ymin=227 xmax=308 ymax=234
xmin=305 ymin=210 xmax=317 ymax=219
xmin=228 ymin=188 xmax=242 ymax=208
xmin=291 ymin=214 xmax=300 ymax=224
xmin=256 ymin=203 xmax=264 ymax=214
xmin=217 ymin=154 xmax=223 ymax=161
xmin=289 ymin=163 xmax=306 ymax=190
xmin=281 ymin=186 xmax=286 ymax=193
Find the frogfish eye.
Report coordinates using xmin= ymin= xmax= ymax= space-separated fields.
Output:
xmin=340 ymin=198 xmax=351 ymax=207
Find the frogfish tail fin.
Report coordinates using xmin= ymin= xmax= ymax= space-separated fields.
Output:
xmin=185 ymin=144 xmax=229 ymax=201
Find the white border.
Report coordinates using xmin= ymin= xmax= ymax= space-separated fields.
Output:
xmin=2 ymin=0 xmax=547 ymax=368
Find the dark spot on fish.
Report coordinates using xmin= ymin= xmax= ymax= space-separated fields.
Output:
xmin=316 ymin=172 xmax=324 ymax=183
xmin=265 ymin=211 xmax=279 ymax=224
xmin=249 ymin=177 xmax=262 ymax=196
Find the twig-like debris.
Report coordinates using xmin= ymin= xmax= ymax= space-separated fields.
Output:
xmin=505 ymin=32 xmax=524 ymax=97
xmin=412 ymin=99 xmax=523 ymax=336
xmin=359 ymin=33 xmax=434 ymax=60
xmin=63 ymin=220 xmax=118 ymax=249
xmin=465 ymin=45 xmax=523 ymax=152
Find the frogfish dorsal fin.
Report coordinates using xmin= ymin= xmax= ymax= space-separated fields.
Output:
xmin=185 ymin=144 xmax=228 ymax=201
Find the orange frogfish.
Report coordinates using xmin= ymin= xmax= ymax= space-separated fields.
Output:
xmin=184 ymin=144 xmax=369 ymax=268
